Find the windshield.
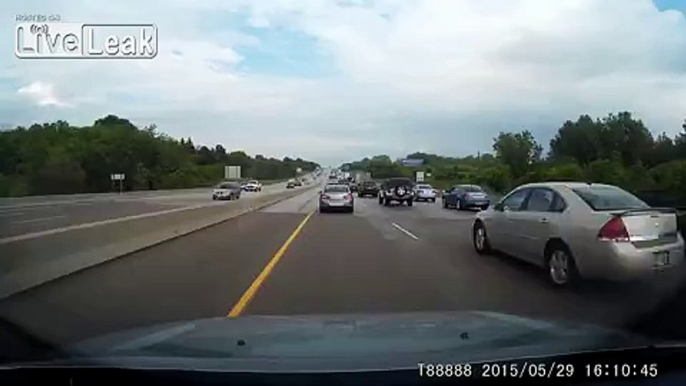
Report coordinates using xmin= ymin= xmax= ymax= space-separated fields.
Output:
xmin=325 ymin=185 xmax=349 ymax=193
xmin=572 ymin=186 xmax=649 ymax=211
xmin=3 ymin=0 xmax=686 ymax=374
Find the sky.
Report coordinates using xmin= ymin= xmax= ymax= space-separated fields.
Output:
xmin=2 ymin=0 xmax=686 ymax=166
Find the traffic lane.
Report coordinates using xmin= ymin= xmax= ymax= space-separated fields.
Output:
xmin=244 ymin=196 xmax=590 ymax=323
xmin=367 ymin=200 xmax=686 ymax=333
xmin=0 ymin=211 xmax=308 ymax=345
xmin=0 ymin=182 xmax=305 ymax=240
xmin=0 ymin=200 xmax=183 ymax=238
xmin=250 ymin=195 xmax=685 ymax=335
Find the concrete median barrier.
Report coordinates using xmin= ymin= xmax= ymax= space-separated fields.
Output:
xmin=0 ymin=185 xmax=316 ymax=300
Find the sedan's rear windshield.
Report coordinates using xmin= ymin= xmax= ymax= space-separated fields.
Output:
xmin=325 ymin=185 xmax=349 ymax=192
xmin=459 ymin=185 xmax=483 ymax=192
xmin=218 ymin=183 xmax=240 ymax=189
xmin=571 ymin=186 xmax=649 ymax=211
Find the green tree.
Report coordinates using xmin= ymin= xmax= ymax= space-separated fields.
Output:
xmin=492 ymin=130 xmax=542 ymax=179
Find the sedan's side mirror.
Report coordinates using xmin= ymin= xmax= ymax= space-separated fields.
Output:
xmin=493 ymin=202 xmax=504 ymax=211
xmin=318 ymin=190 xmax=322 ymax=194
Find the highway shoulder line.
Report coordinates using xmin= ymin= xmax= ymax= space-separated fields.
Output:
xmin=228 ymin=211 xmax=314 ymax=317
xmin=391 ymin=222 xmax=419 ymax=240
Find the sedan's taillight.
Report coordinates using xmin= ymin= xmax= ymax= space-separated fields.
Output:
xmin=598 ymin=217 xmax=630 ymax=242
xmin=345 ymin=194 xmax=352 ymax=201
xmin=321 ymin=194 xmax=330 ymax=200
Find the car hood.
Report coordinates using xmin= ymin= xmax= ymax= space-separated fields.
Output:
xmin=44 ymin=311 xmax=656 ymax=372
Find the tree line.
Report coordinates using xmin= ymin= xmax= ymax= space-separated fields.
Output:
xmin=343 ymin=111 xmax=686 ymax=205
xmin=0 ymin=115 xmax=319 ymax=196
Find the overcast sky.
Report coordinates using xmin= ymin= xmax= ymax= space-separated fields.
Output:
xmin=3 ymin=0 xmax=686 ymax=166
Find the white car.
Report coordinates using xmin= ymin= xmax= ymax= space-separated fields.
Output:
xmin=414 ymin=184 xmax=437 ymax=202
xmin=242 ymin=180 xmax=262 ymax=192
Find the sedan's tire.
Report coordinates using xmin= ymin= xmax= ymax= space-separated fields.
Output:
xmin=378 ymin=196 xmax=384 ymax=205
xmin=472 ymin=221 xmax=492 ymax=255
xmin=384 ymin=198 xmax=391 ymax=206
xmin=442 ymin=199 xmax=447 ymax=208
xmin=212 ymin=196 xmax=217 ymax=201
xmin=431 ymin=198 xmax=436 ymax=203
xmin=455 ymin=199 xmax=462 ymax=210
xmin=348 ymin=207 xmax=354 ymax=213
xmin=407 ymin=199 xmax=413 ymax=207
xmin=545 ymin=244 xmax=579 ymax=288
xmin=319 ymin=207 xmax=327 ymax=213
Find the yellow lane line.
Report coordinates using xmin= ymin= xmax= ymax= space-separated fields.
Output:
xmin=227 ymin=211 xmax=315 ymax=317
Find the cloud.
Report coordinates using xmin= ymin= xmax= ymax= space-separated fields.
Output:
xmin=2 ymin=0 xmax=686 ymax=165
xmin=17 ymin=81 xmax=72 ymax=108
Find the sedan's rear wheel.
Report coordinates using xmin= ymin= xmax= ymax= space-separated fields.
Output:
xmin=545 ymin=246 xmax=578 ymax=287
xmin=455 ymin=199 xmax=462 ymax=210
xmin=407 ymin=199 xmax=413 ymax=207
xmin=384 ymin=199 xmax=390 ymax=206
xmin=472 ymin=222 xmax=491 ymax=255
xmin=442 ymin=199 xmax=447 ymax=208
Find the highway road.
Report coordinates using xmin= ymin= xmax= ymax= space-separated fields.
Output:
xmin=0 ymin=182 xmax=289 ymax=240
xmin=2 ymin=181 xmax=686 ymax=348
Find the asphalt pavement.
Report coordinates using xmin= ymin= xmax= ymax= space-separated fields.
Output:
xmin=1 ymin=185 xmax=685 ymax=347
xmin=0 ymin=183 xmax=289 ymax=240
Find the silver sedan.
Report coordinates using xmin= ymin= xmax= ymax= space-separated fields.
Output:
xmin=472 ymin=182 xmax=685 ymax=286
xmin=319 ymin=184 xmax=354 ymax=213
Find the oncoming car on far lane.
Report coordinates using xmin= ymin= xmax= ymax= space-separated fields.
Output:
xmin=242 ymin=180 xmax=262 ymax=192
xmin=319 ymin=184 xmax=354 ymax=213
xmin=414 ymin=184 xmax=437 ymax=202
xmin=443 ymin=184 xmax=490 ymax=210
xmin=212 ymin=181 xmax=242 ymax=201
xmin=472 ymin=182 xmax=685 ymax=287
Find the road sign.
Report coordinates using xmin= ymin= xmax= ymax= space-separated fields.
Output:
xmin=225 ymin=165 xmax=241 ymax=179
xmin=110 ymin=173 xmax=125 ymax=194
xmin=401 ymin=159 xmax=424 ymax=167
xmin=416 ymin=171 xmax=425 ymax=182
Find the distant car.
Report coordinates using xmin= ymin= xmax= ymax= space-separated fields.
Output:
xmin=286 ymin=179 xmax=296 ymax=189
xmin=379 ymin=178 xmax=414 ymax=207
xmin=443 ymin=184 xmax=490 ymax=210
xmin=212 ymin=182 xmax=242 ymax=201
xmin=319 ymin=184 xmax=354 ymax=213
xmin=414 ymin=184 xmax=437 ymax=202
xmin=294 ymin=179 xmax=303 ymax=187
xmin=358 ymin=181 xmax=379 ymax=198
xmin=242 ymin=180 xmax=262 ymax=192
xmin=472 ymin=182 xmax=685 ymax=287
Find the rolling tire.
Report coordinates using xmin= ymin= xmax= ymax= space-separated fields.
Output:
xmin=407 ymin=200 xmax=413 ymax=207
xmin=455 ymin=199 xmax=462 ymax=210
xmin=545 ymin=243 xmax=579 ymax=288
xmin=442 ymin=199 xmax=447 ymax=208
xmin=378 ymin=196 xmax=384 ymax=205
xmin=431 ymin=198 xmax=436 ymax=203
xmin=472 ymin=221 xmax=491 ymax=255
xmin=384 ymin=198 xmax=391 ymax=206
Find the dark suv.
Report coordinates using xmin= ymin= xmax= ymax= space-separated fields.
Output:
xmin=358 ymin=181 xmax=379 ymax=197
xmin=379 ymin=178 xmax=415 ymax=207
